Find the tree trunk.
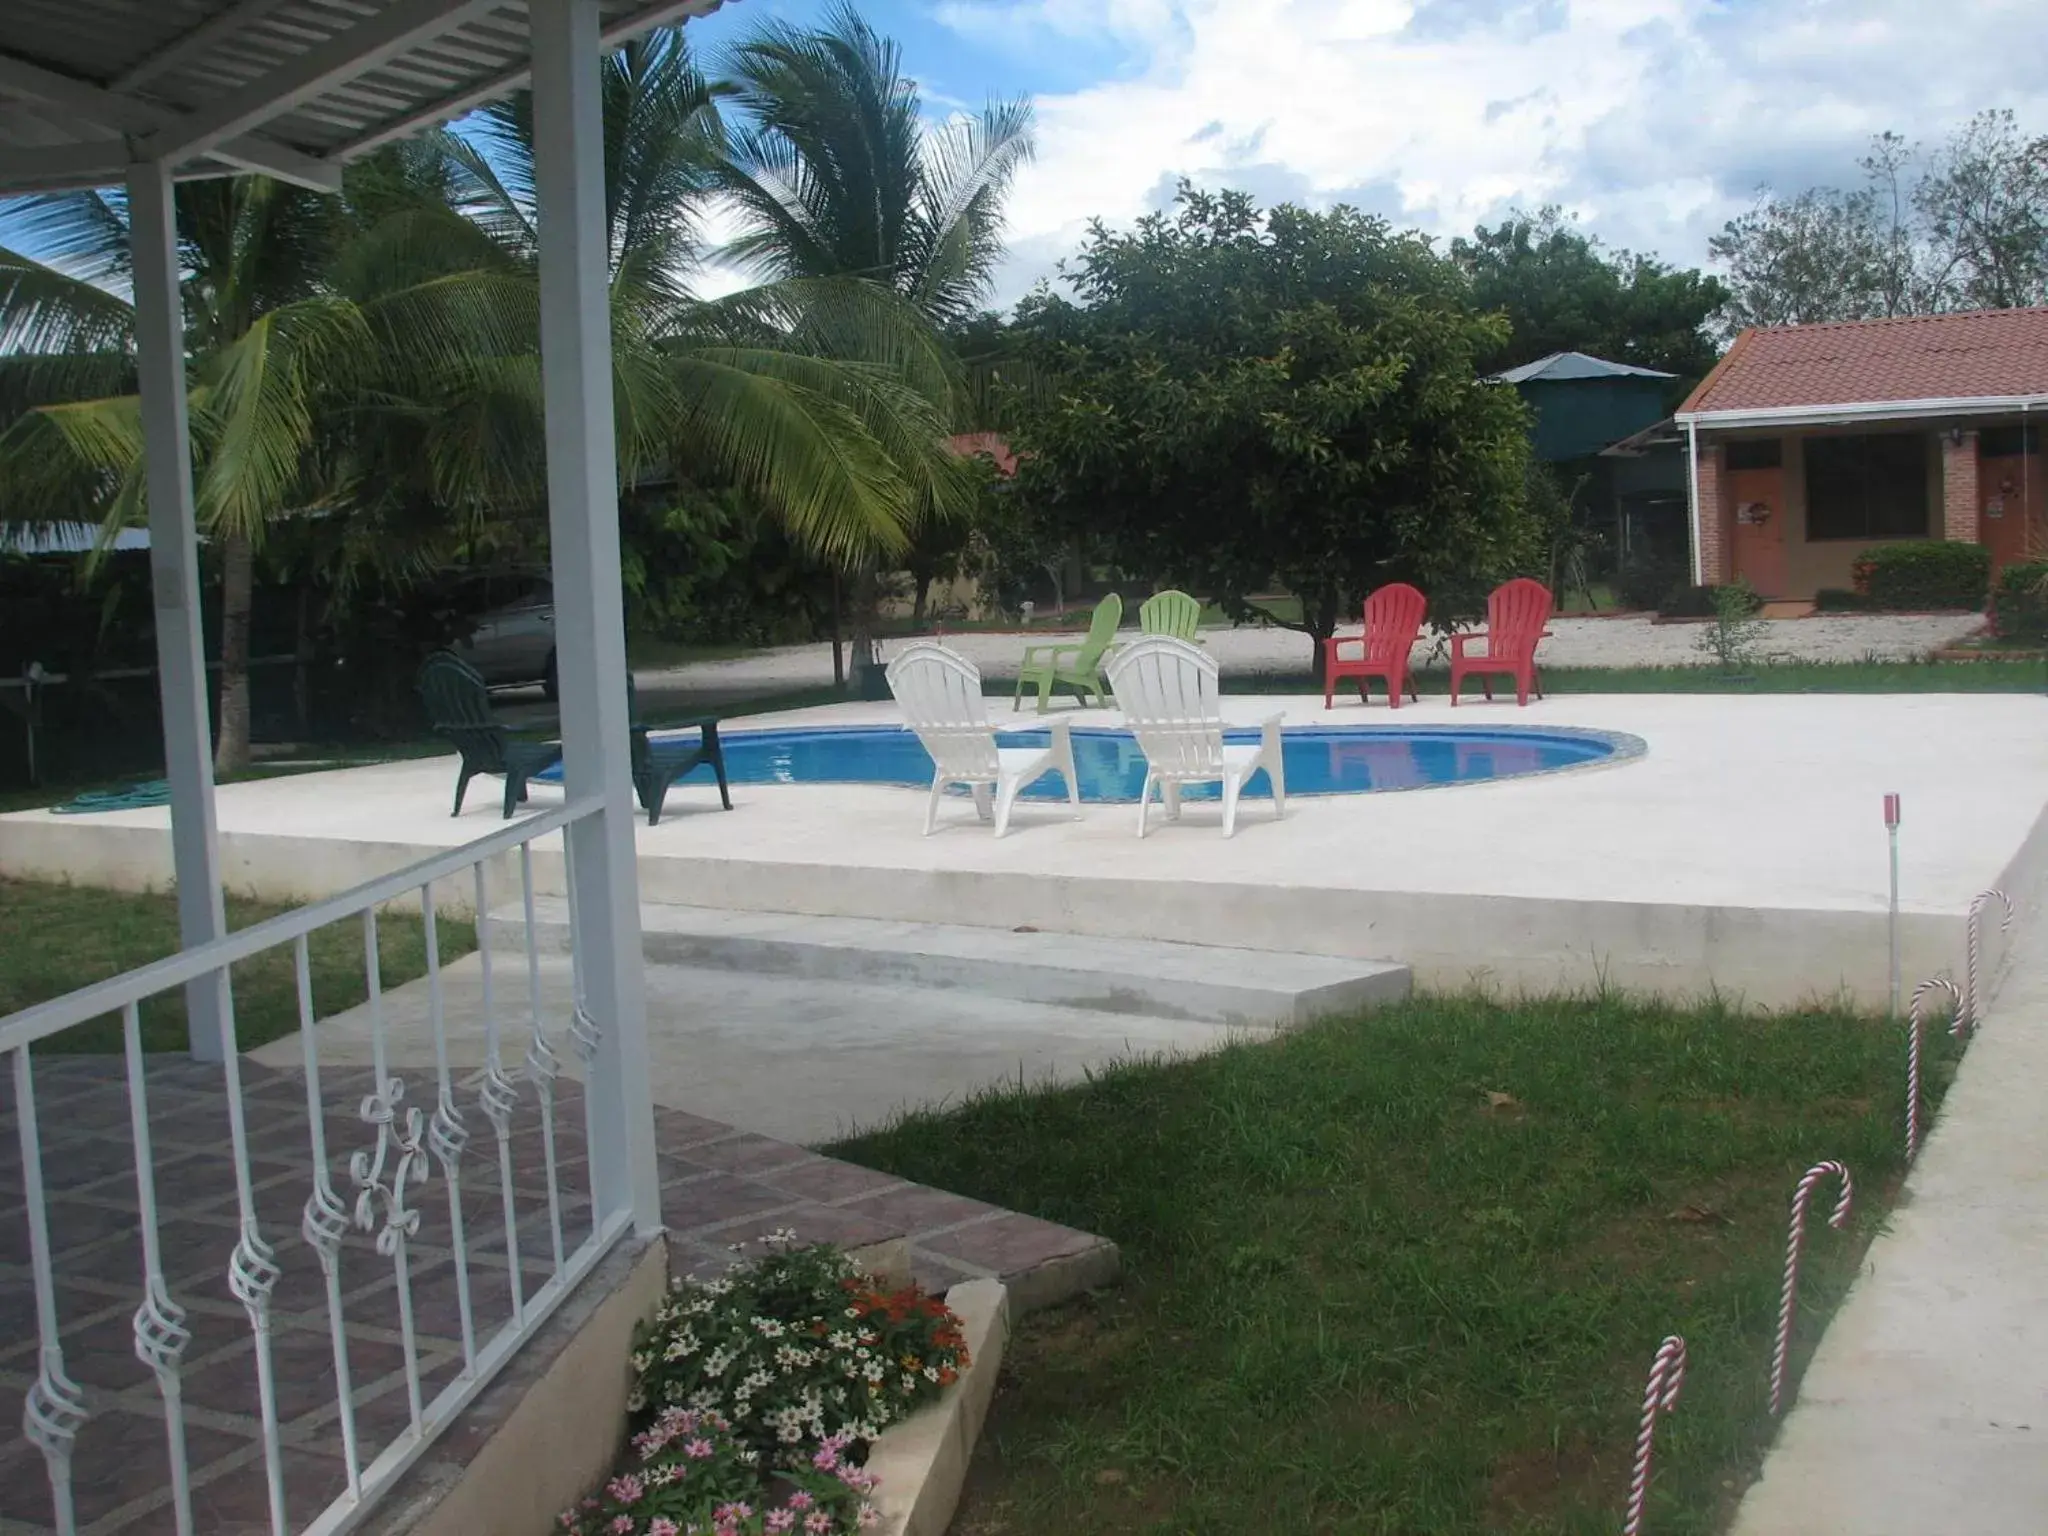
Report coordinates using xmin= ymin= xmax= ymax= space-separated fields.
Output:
xmin=214 ymin=531 xmax=254 ymax=778
xmin=830 ymin=572 xmax=845 ymax=689
xmin=848 ymin=567 xmax=880 ymax=690
xmin=292 ymin=584 xmax=312 ymax=738
xmin=911 ymin=570 xmax=933 ymax=628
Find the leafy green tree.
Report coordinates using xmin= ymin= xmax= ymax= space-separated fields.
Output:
xmin=1005 ymin=185 xmax=1538 ymax=662
xmin=1710 ymin=112 xmax=2048 ymax=327
xmin=1451 ymin=207 xmax=1727 ymax=389
xmin=1914 ymin=111 xmax=2048 ymax=310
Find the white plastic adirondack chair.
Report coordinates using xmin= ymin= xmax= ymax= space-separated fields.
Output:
xmin=886 ymin=642 xmax=1082 ymax=836
xmin=1103 ymin=636 xmax=1285 ymax=838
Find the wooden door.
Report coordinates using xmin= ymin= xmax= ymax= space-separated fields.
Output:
xmin=1980 ymin=453 xmax=2044 ymax=572
xmin=1728 ymin=465 xmax=1786 ymax=596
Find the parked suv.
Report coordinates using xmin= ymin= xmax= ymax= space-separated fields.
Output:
xmin=453 ymin=571 xmax=557 ymax=698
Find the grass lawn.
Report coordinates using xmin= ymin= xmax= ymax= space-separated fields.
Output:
xmin=1250 ymin=656 xmax=2048 ymax=695
xmin=831 ymin=992 xmax=1952 ymax=1535
xmin=0 ymin=878 xmax=475 ymax=1053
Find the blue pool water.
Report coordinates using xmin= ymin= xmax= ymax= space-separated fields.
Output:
xmin=591 ymin=724 xmax=1620 ymax=802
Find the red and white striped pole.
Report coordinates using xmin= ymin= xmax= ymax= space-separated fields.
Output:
xmin=1907 ymin=977 xmax=1960 ymax=1160
xmin=1770 ymin=1161 xmax=1854 ymax=1415
xmin=1963 ymin=888 xmax=2014 ymax=1037
xmin=1623 ymin=1335 xmax=1687 ymax=1536
xmin=1884 ymin=793 xmax=1902 ymax=1017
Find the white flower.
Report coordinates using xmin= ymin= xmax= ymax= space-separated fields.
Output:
xmin=751 ymin=1317 xmax=786 ymax=1339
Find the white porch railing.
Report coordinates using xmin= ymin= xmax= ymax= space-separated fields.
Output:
xmin=1 ymin=797 xmax=632 ymax=1536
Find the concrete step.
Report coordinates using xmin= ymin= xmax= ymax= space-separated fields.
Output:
xmin=488 ymin=900 xmax=1409 ymax=1030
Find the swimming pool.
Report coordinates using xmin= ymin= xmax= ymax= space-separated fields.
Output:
xmin=592 ymin=723 xmax=1634 ymax=801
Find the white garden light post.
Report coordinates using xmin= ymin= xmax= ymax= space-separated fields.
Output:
xmin=1884 ymin=791 xmax=1902 ymax=1016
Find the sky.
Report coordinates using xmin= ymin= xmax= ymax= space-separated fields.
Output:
xmin=705 ymin=0 xmax=2048 ymax=307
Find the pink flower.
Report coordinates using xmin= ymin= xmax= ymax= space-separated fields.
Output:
xmin=683 ymin=1438 xmax=715 ymax=1460
xmin=786 ymin=1492 xmax=814 ymax=1511
xmin=609 ymin=1519 xmax=634 ymax=1536
xmin=607 ymin=1475 xmax=645 ymax=1505
xmin=857 ymin=1505 xmax=879 ymax=1530
xmin=804 ymin=1514 xmax=833 ymax=1535
xmin=713 ymin=1505 xmax=753 ymax=1524
xmin=649 ymin=1523 xmax=680 ymax=1536
xmin=812 ymin=1445 xmax=840 ymax=1471
xmin=765 ymin=1513 xmax=796 ymax=1534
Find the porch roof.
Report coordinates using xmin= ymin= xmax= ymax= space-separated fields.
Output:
xmin=1679 ymin=307 xmax=2048 ymax=428
xmin=0 ymin=0 xmax=726 ymax=195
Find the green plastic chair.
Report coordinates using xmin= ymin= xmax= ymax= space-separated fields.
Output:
xmin=417 ymin=651 xmax=563 ymax=818
xmin=626 ymin=676 xmax=731 ymax=825
xmin=1139 ymin=589 xmax=1203 ymax=641
xmin=1014 ymin=593 xmax=1122 ymax=712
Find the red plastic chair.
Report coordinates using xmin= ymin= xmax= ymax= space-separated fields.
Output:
xmin=1323 ymin=582 xmax=1427 ymax=709
xmin=1450 ymin=578 xmax=1554 ymax=706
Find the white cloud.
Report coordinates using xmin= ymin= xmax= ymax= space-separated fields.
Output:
xmin=971 ymin=0 xmax=2048 ymax=303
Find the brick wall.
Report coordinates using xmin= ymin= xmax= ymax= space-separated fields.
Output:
xmin=1941 ymin=430 xmax=1980 ymax=541
xmin=1695 ymin=442 xmax=1730 ymax=584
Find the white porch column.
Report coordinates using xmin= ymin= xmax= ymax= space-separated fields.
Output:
xmin=127 ymin=160 xmax=232 ymax=1063
xmin=530 ymin=0 xmax=661 ymax=1233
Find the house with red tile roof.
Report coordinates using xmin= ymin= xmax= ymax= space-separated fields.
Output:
xmin=1674 ymin=308 xmax=2048 ymax=600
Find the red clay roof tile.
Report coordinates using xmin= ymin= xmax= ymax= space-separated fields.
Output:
xmin=1681 ymin=307 xmax=2048 ymax=415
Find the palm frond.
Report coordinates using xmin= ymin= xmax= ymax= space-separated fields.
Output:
xmin=1 ymin=190 xmax=132 ymax=291
xmin=194 ymin=295 xmax=372 ymax=540
xmin=667 ymin=347 xmax=919 ymax=562
xmin=0 ymin=394 xmax=149 ymax=528
xmin=0 ymin=243 xmax=134 ymax=358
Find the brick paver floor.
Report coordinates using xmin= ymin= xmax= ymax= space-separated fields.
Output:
xmin=0 ymin=1056 xmax=1112 ymax=1536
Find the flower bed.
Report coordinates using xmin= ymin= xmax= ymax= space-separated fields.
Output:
xmin=561 ymin=1234 xmax=972 ymax=1536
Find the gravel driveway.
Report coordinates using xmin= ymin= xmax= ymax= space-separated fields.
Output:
xmin=636 ymin=612 xmax=1985 ymax=700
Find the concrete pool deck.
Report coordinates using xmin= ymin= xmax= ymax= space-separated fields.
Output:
xmin=5 ymin=692 xmax=2047 ymax=1006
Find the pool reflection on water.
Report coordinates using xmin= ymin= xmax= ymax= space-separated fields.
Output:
xmin=625 ymin=724 xmax=1619 ymax=803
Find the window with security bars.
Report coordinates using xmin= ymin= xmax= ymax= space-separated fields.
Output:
xmin=1804 ymin=433 xmax=1930 ymax=541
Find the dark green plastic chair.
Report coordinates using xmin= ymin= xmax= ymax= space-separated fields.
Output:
xmin=417 ymin=651 xmax=562 ymax=818
xmin=627 ymin=676 xmax=731 ymax=825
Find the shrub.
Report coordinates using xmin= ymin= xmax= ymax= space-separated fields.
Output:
xmin=629 ymin=1236 xmax=969 ymax=1463
xmin=563 ymin=1235 xmax=974 ymax=1536
xmin=1993 ymin=560 xmax=2048 ymax=640
xmin=1658 ymin=584 xmax=1724 ymax=619
xmin=1856 ymin=543 xmax=1990 ymax=611
xmin=1695 ymin=578 xmax=1772 ymax=673
xmin=1814 ymin=588 xmax=1877 ymax=612
xmin=1617 ymin=555 xmax=1685 ymax=613
xmin=558 ymin=1407 xmax=875 ymax=1536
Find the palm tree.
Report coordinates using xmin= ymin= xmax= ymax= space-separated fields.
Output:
xmin=711 ymin=3 xmax=1034 ymax=651
xmin=429 ymin=27 xmax=974 ymax=566
xmin=0 ymin=177 xmax=377 ymax=773
xmin=713 ymin=4 xmax=1034 ymax=323
xmin=0 ymin=27 xmax=975 ymax=768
